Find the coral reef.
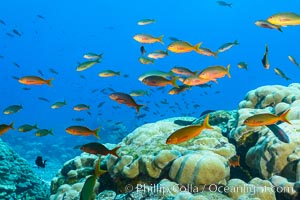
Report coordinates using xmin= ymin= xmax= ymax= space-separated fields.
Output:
xmin=0 ymin=139 xmax=49 ymax=199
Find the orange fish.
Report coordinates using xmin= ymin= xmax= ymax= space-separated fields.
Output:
xmin=109 ymin=92 xmax=144 ymax=113
xmin=166 ymin=114 xmax=213 ymax=144
xmin=18 ymin=76 xmax=53 ymax=86
xmin=66 ymin=125 xmax=100 ymax=139
xmin=199 ymin=64 xmax=231 ymax=80
xmin=243 ymin=109 xmax=291 ymax=127
xmin=183 ymin=75 xmax=215 ymax=86
xmin=0 ymin=122 xmax=14 ymax=136
xmin=142 ymin=75 xmax=179 ymax=88
xmin=229 ymin=155 xmax=240 ymax=167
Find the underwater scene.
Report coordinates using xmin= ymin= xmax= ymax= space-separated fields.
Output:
xmin=1 ymin=0 xmax=300 ymax=199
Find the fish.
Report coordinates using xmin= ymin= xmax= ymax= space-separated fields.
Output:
xmin=35 ymin=156 xmax=47 ymax=168
xmin=35 ymin=129 xmax=54 ymax=137
xmin=51 ymin=100 xmax=67 ymax=109
xmin=0 ymin=122 xmax=14 ymax=136
xmin=130 ymin=90 xmax=149 ymax=97
xmin=147 ymin=50 xmax=168 ymax=59
xmin=229 ymin=155 xmax=240 ymax=167
xmin=288 ymin=55 xmax=299 ymax=67
xmin=49 ymin=68 xmax=59 ymax=75
xmin=142 ymin=75 xmax=179 ymax=88
xmin=12 ymin=29 xmax=22 ymax=36
xmin=217 ymin=40 xmax=238 ymax=53
xmin=261 ymin=44 xmax=270 ymax=69
xmin=216 ymin=1 xmax=232 ymax=7
xmin=138 ymin=70 xmax=174 ymax=82
xmin=171 ymin=66 xmax=197 ymax=76
xmin=166 ymin=114 xmax=213 ymax=144
xmin=38 ymin=97 xmax=50 ymax=102
xmin=22 ymin=87 xmax=31 ymax=91
xmin=76 ymin=60 xmax=100 ymax=71
xmin=18 ymin=76 xmax=53 ymax=86
xmin=168 ymin=85 xmax=191 ymax=95
xmin=3 ymin=105 xmax=23 ymax=114
xmin=80 ymin=75 xmax=86 ymax=79
xmin=109 ymin=92 xmax=144 ymax=113
xmin=237 ymin=62 xmax=248 ymax=70
xmin=138 ymin=57 xmax=154 ymax=64
xmin=267 ymin=12 xmax=300 ymax=26
xmin=0 ymin=19 xmax=6 ymax=25
xmin=173 ymin=119 xmax=196 ymax=126
xmin=168 ymin=37 xmax=180 ymax=41
xmin=137 ymin=19 xmax=155 ymax=25
xmin=97 ymin=101 xmax=105 ymax=108
xmin=255 ymin=20 xmax=282 ymax=32
xmin=80 ymin=142 xmax=120 ymax=157
xmin=266 ymin=124 xmax=289 ymax=143
xmin=133 ymin=34 xmax=163 ymax=44
xmin=98 ymin=70 xmax=120 ymax=77
xmin=80 ymin=175 xmax=96 ymax=200
xmin=18 ymin=124 xmax=38 ymax=132
xmin=182 ymin=76 xmax=213 ymax=86
xmin=83 ymin=53 xmax=103 ymax=60
xmin=66 ymin=126 xmax=100 ymax=139
xmin=199 ymin=64 xmax=231 ymax=80
xmin=73 ymin=104 xmax=90 ymax=111
xmin=243 ymin=109 xmax=291 ymax=127
xmin=72 ymin=118 xmax=85 ymax=122
xmin=274 ymin=68 xmax=290 ymax=80
xmin=36 ymin=15 xmax=45 ymax=19
xmin=167 ymin=41 xmax=202 ymax=54
xmin=140 ymin=46 xmax=146 ymax=55
xmin=38 ymin=70 xmax=44 ymax=76
xmin=197 ymin=47 xmax=218 ymax=57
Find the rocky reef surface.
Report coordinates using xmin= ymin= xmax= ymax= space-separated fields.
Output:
xmin=49 ymin=83 xmax=300 ymax=200
xmin=0 ymin=138 xmax=50 ymax=200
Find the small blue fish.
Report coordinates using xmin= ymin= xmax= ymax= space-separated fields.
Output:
xmin=266 ymin=124 xmax=289 ymax=143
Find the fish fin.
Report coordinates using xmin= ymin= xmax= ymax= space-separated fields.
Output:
xmin=46 ymin=78 xmax=54 ymax=87
xmin=234 ymin=40 xmax=239 ymax=45
xmin=116 ymin=72 xmax=121 ymax=76
xmin=135 ymin=104 xmax=144 ymax=114
xmin=63 ymin=100 xmax=67 ymax=105
xmin=165 ymin=50 xmax=169 ymax=56
xmin=33 ymin=123 xmax=39 ymax=129
xmin=94 ymin=127 xmax=101 ymax=139
xmin=9 ymin=122 xmax=15 ymax=130
xmin=280 ymin=109 xmax=291 ymax=124
xmin=110 ymin=146 xmax=121 ymax=157
xmin=194 ymin=42 xmax=203 ymax=52
xmin=214 ymin=51 xmax=219 ymax=58
xmin=171 ymin=77 xmax=179 ymax=88
xmin=225 ymin=64 xmax=231 ymax=78
xmin=95 ymin=157 xmax=107 ymax=177
xmin=50 ymin=129 xmax=54 ymax=135
xmin=158 ymin=35 xmax=164 ymax=44
xmin=202 ymin=114 xmax=214 ymax=129
xmin=277 ymin=27 xmax=283 ymax=32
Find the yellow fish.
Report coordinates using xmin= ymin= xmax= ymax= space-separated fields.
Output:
xmin=267 ymin=12 xmax=300 ymax=26
xmin=166 ymin=114 xmax=213 ymax=144
xmin=199 ymin=64 xmax=231 ymax=80
xmin=133 ymin=34 xmax=163 ymax=44
xmin=167 ymin=41 xmax=202 ymax=53
xmin=244 ymin=109 xmax=291 ymax=127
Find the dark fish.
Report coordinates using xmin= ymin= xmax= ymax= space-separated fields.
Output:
xmin=174 ymin=119 xmax=196 ymax=126
xmin=200 ymin=110 xmax=216 ymax=117
xmin=266 ymin=124 xmax=289 ymax=143
xmin=6 ymin=33 xmax=14 ymax=37
xmin=262 ymin=44 xmax=270 ymax=69
xmin=196 ymin=84 xmax=212 ymax=88
xmin=38 ymin=70 xmax=44 ymax=76
xmin=36 ymin=15 xmax=45 ymax=19
xmin=107 ymin=87 xmax=115 ymax=92
xmin=136 ymin=113 xmax=146 ymax=120
xmin=38 ymin=97 xmax=50 ymax=102
xmin=123 ymin=74 xmax=129 ymax=78
xmin=12 ymin=29 xmax=22 ymax=36
xmin=80 ymin=142 xmax=120 ymax=157
xmin=49 ymin=68 xmax=59 ymax=75
xmin=216 ymin=1 xmax=232 ymax=7
xmin=12 ymin=62 xmax=20 ymax=68
xmin=97 ymin=101 xmax=105 ymax=108
xmin=115 ymin=121 xmax=123 ymax=125
xmin=193 ymin=104 xmax=201 ymax=108
xmin=22 ymin=87 xmax=31 ymax=90
xmin=168 ymin=37 xmax=180 ymax=41
xmin=72 ymin=118 xmax=85 ymax=121
xmin=87 ymin=111 xmax=92 ymax=116
xmin=0 ymin=19 xmax=6 ymax=25
xmin=35 ymin=156 xmax=47 ymax=168
xmin=91 ymin=88 xmax=99 ymax=93
xmin=140 ymin=46 xmax=146 ymax=55
xmin=11 ymin=76 xmax=19 ymax=80
xmin=80 ymin=75 xmax=86 ymax=79
xmin=0 ymin=55 xmax=4 ymax=59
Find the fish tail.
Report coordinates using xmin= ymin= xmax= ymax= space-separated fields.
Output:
xmin=165 ymin=50 xmax=169 ymax=56
xmin=202 ymin=114 xmax=214 ymax=130
xmin=94 ymin=127 xmax=101 ymax=139
xmin=46 ymin=78 xmax=54 ymax=87
xmin=194 ymin=42 xmax=203 ymax=52
xmin=226 ymin=64 xmax=231 ymax=78
xmin=135 ymin=104 xmax=144 ymax=114
xmin=9 ymin=122 xmax=15 ymax=130
xmin=158 ymin=35 xmax=164 ymax=44
xmin=234 ymin=40 xmax=239 ymax=45
xmin=280 ymin=109 xmax=291 ymax=124
xmin=277 ymin=27 xmax=283 ymax=32
xmin=33 ymin=123 xmax=39 ymax=129
xmin=63 ymin=99 xmax=67 ymax=105
xmin=50 ymin=129 xmax=54 ymax=135
xmin=170 ymin=77 xmax=179 ymax=88
xmin=110 ymin=146 xmax=121 ymax=157
xmin=213 ymin=51 xmax=219 ymax=58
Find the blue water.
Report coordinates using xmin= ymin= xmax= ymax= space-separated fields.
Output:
xmin=1 ymin=0 xmax=300 ymax=165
